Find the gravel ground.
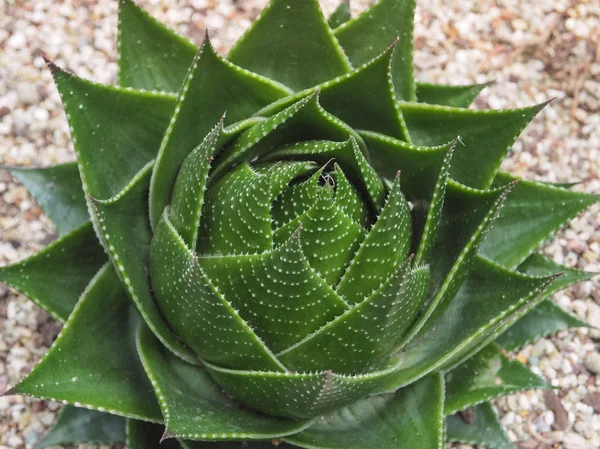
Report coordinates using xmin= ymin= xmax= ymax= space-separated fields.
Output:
xmin=0 ymin=0 xmax=599 ymax=448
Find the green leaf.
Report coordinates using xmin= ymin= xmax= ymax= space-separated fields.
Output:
xmin=181 ymin=441 xmax=291 ymax=449
xmin=414 ymin=142 xmax=455 ymax=264
xmin=331 ymin=163 xmax=369 ymax=225
xmin=34 ymin=406 xmax=126 ymax=449
xmin=228 ymin=0 xmax=351 ymax=91
xmin=318 ymin=43 xmax=410 ymax=140
xmin=8 ymin=264 xmax=162 ymax=422
xmin=415 ymin=82 xmax=490 ymax=108
xmin=127 ymin=420 xmax=181 ymax=449
xmin=117 ymin=0 xmax=197 ymax=92
xmin=278 ymin=264 xmax=430 ymax=374
xmin=270 ymin=168 xmax=323 ymax=228
xmin=137 ymin=324 xmax=311 ymax=441
xmin=375 ymin=257 xmax=556 ymax=392
xmin=151 ymin=211 xmax=285 ymax=371
xmin=199 ymin=232 xmax=349 ymax=353
xmin=446 ymin=402 xmax=515 ymax=449
xmin=47 ymin=61 xmax=176 ymax=200
xmin=285 ymin=373 xmax=444 ymax=449
xmin=204 ymin=361 xmax=395 ymax=420
xmin=396 ymin=181 xmax=515 ymax=351
xmin=0 ymin=222 xmax=106 ymax=321
xmin=91 ymin=162 xmax=198 ymax=365
xmin=197 ymin=163 xmax=273 ymax=255
xmin=399 ymin=101 xmax=547 ymax=189
xmin=169 ymin=119 xmax=223 ymax=249
xmin=8 ymin=162 xmax=88 ymax=235
xmin=272 ymin=188 xmax=366 ymax=287
xmin=359 ymin=131 xmax=454 ymax=202
xmin=328 ymin=0 xmax=351 ymax=29
xmin=495 ymin=253 xmax=593 ymax=350
xmin=149 ymin=36 xmax=290 ymax=228
xmin=444 ymin=343 xmax=549 ymax=416
xmin=214 ymin=93 xmax=363 ymax=182
xmin=336 ymin=175 xmax=411 ymax=305
xmin=334 ymin=0 xmax=417 ymax=101
xmin=269 ymin=138 xmax=385 ymax=211
xmin=481 ymin=173 xmax=600 ymax=268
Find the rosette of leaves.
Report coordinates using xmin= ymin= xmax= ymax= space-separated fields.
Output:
xmin=1 ymin=1 xmax=598 ymax=448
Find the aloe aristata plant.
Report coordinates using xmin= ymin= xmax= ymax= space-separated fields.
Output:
xmin=2 ymin=1 xmax=599 ymax=448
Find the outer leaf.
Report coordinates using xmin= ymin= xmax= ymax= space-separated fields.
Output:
xmin=446 ymin=402 xmax=515 ymax=449
xmin=151 ymin=212 xmax=285 ymax=372
xmin=336 ymin=175 xmax=411 ymax=305
xmin=199 ymin=232 xmax=350 ymax=353
xmin=415 ymin=82 xmax=490 ymax=108
xmin=7 ymin=264 xmax=162 ymax=422
xmin=35 ymin=406 xmax=126 ymax=449
xmin=117 ymin=0 xmax=197 ymax=92
xmin=444 ymin=343 xmax=549 ymax=416
xmin=399 ymin=101 xmax=547 ymax=189
xmin=285 ymin=373 xmax=444 ymax=449
xmin=328 ymin=0 xmax=351 ymax=29
xmin=228 ymin=0 xmax=351 ymax=91
xmin=137 ymin=324 xmax=311 ymax=441
xmin=9 ymin=162 xmax=88 ymax=235
xmin=495 ymin=253 xmax=593 ymax=350
xmin=127 ymin=420 xmax=180 ymax=449
xmin=334 ymin=0 xmax=417 ymax=101
xmin=91 ymin=162 xmax=198 ymax=365
xmin=318 ymin=43 xmax=410 ymax=140
xmin=278 ymin=265 xmax=430 ymax=374
xmin=0 ymin=222 xmax=106 ymax=321
xmin=47 ymin=61 xmax=176 ymax=200
xmin=482 ymin=172 xmax=600 ymax=268
xmin=149 ymin=35 xmax=290 ymax=228
xmin=181 ymin=441 xmax=291 ymax=449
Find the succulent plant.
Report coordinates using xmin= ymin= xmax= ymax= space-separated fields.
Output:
xmin=2 ymin=0 xmax=598 ymax=448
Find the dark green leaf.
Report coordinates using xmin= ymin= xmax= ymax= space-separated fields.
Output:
xmin=334 ymin=0 xmax=417 ymax=101
xmin=34 ymin=406 xmax=126 ymax=449
xmin=181 ymin=440 xmax=291 ymax=449
xmin=399 ymin=101 xmax=547 ymax=189
xmin=328 ymin=0 xmax=351 ymax=29
xmin=482 ymin=172 xmax=600 ymax=268
xmin=214 ymin=93 xmax=363 ymax=182
xmin=318 ymin=43 xmax=410 ymax=140
xmin=127 ymin=420 xmax=181 ymax=449
xmin=336 ymin=175 xmax=411 ymax=305
xmin=444 ymin=343 xmax=549 ymax=416
xmin=0 ymin=222 xmax=106 ymax=321
xmin=137 ymin=324 xmax=310 ymax=441
xmin=278 ymin=264 xmax=430 ymax=374
xmin=47 ymin=61 xmax=176 ymax=200
xmin=149 ymin=35 xmax=290 ymax=228
xmin=117 ymin=0 xmax=197 ymax=92
xmin=151 ymin=212 xmax=285 ymax=371
xmin=446 ymin=402 xmax=515 ymax=449
xmin=375 ymin=256 xmax=556 ymax=392
xmin=332 ymin=163 xmax=369 ymax=225
xmin=285 ymin=373 xmax=444 ymax=449
xmin=415 ymin=82 xmax=490 ymax=108
xmin=270 ymin=168 xmax=323 ymax=228
xmin=9 ymin=162 xmax=88 ymax=235
xmin=91 ymin=162 xmax=198 ymax=365
xmin=228 ymin=0 xmax=351 ymax=91
xmin=199 ymin=231 xmax=349 ymax=353
xmin=8 ymin=264 xmax=162 ymax=422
